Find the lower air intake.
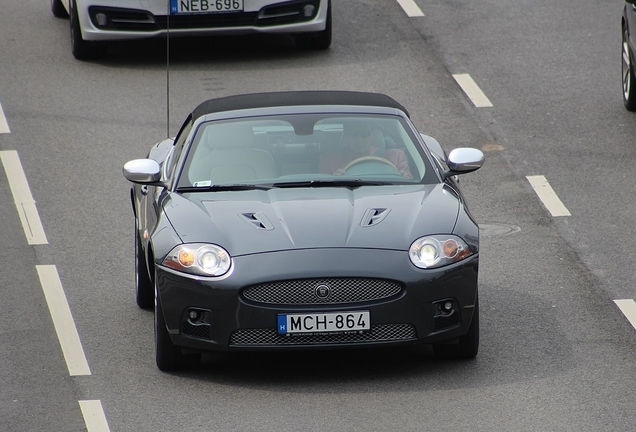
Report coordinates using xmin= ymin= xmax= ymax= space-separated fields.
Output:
xmin=181 ymin=321 xmax=211 ymax=339
xmin=229 ymin=324 xmax=417 ymax=346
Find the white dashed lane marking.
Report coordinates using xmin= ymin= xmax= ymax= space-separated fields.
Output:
xmin=614 ymin=299 xmax=636 ymax=331
xmin=0 ymin=150 xmax=49 ymax=245
xmin=0 ymin=100 xmax=108 ymax=430
xmin=0 ymin=101 xmax=10 ymax=133
xmin=526 ymin=175 xmax=571 ymax=217
xmin=37 ymin=265 xmax=91 ymax=376
xmin=79 ymin=400 xmax=111 ymax=432
xmin=452 ymin=74 xmax=493 ymax=108
xmin=396 ymin=0 xmax=425 ymax=17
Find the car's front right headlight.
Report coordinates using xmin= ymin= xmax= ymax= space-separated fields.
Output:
xmin=162 ymin=243 xmax=231 ymax=276
xmin=409 ymin=235 xmax=473 ymax=269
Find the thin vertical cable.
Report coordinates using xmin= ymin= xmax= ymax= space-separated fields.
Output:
xmin=166 ymin=0 xmax=170 ymax=138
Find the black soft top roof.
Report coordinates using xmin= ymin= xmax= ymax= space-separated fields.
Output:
xmin=191 ymin=91 xmax=409 ymax=120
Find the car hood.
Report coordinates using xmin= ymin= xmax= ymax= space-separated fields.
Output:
xmin=162 ymin=184 xmax=460 ymax=256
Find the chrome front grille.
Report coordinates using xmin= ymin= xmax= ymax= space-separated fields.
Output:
xmin=242 ymin=278 xmax=402 ymax=305
xmin=229 ymin=324 xmax=417 ymax=346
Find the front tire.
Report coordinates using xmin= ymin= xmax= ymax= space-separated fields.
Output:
xmin=623 ymin=25 xmax=636 ymax=111
xmin=295 ymin=0 xmax=332 ymax=50
xmin=51 ymin=0 xmax=68 ymax=18
xmin=433 ymin=293 xmax=479 ymax=360
xmin=70 ymin=0 xmax=107 ymax=60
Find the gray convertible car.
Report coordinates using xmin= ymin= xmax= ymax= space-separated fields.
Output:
xmin=122 ymin=90 xmax=485 ymax=371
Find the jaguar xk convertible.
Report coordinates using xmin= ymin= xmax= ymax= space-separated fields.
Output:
xmin=122 ymin=90 xmax=485 ymax=371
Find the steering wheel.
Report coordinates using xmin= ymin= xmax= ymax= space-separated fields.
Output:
xmin=343 ymin=156 xmax=398 ymax=172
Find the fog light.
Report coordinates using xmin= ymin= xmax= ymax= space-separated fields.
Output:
xmin=95 ymin=13 xmax=108 ymax=26
xmin=433 ymin=299 xmax=456 ymax=316
xmin=188 ymin=310 xmax=200 ymax=321
xmin=432 ymin=300 xmax=461 ymax=331
xmin=303 ymin=4 xmax=315 ymax=17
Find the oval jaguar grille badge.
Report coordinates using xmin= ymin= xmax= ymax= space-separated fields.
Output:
xmin=315 ymin=284 xmax=331 ymax=299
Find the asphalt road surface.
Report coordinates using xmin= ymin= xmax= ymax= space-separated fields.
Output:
xmin=1 ymin=0 xmax=636 ymax=431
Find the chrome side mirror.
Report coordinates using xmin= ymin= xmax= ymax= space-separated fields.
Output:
xmin=122 ymin=159 xmax=161 ymax=184
xmin=446 ymin=148 xmax=484 ymax=175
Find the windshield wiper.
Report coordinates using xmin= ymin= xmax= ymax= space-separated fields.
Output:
xmin=177 ymin=184 xmax=273 ymax=192
xmin=272 ymin=179 xmax=391 ymax=188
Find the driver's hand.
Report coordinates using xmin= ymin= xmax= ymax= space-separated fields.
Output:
xmin=333 ymin=169 xmax=345 ymax=176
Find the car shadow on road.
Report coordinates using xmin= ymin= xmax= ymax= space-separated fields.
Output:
xmin=95 ymin=34 xmax=327 ymax=68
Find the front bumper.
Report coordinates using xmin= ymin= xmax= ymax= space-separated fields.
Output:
xmin=78 ymin=0 xmax=328 ymax=41
xmin=155 ymin=247 xmax=479 ymax=353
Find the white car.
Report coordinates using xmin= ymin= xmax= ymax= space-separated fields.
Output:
xmin=51 ymin=0 xmax=331 ymax=59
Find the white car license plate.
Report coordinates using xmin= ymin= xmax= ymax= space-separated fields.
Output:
xmin=170 ymin=0 xmax=244 ymax=14
xmin=277 ymin=311 xmax=370 ymax=335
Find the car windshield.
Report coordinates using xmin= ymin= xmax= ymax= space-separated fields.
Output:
xmin=176 ymin=113 xmax=437 ymax=189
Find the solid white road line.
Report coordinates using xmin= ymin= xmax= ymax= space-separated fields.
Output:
xmin=37 ymin=265 xmax=91 ymax=376
xmin=614 ymin=299 xmax=636 ymax=331
xmin=396 ymin=0 xmax=424 ymax=17
xmin=452 ymin=74 xmax=493 ymax=108
xmin=526 ymin=175 xmax=571 ymax=217
xmin=0 ymin=150 xmax=49 ymax=245
xmin=0 ymin=102 xmax=10 ymax=133
xmin=79 ymin=400 xmax=111 ymax=432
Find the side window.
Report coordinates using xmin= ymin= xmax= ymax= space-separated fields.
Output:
xmin=165 ymin=115 xmax=193 ymax=180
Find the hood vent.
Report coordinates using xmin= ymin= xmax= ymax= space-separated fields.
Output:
xmin=360 ymin=208 xmax=390 ymax=227
xmin=239 ymin=212 xmax=274 ymax=230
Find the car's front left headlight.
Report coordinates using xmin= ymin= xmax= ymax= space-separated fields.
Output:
xmin=162 ymin=243 xmax=231 ymax=276
xmin=409 ymin=235 xmax=473 ymax=269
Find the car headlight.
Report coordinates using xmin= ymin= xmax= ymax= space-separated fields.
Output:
xmin=163 ymin=243 xmax=231 ymax=276
xmin=409 ymin=235 xmax=473 ymax=269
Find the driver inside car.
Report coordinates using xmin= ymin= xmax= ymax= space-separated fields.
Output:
xmin=318 ymin=122 xmax=413 ymax=178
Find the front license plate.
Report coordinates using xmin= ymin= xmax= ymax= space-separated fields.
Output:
xmin=277 ymin=311 xmax=370 ymax=335
xmin=170 ymin=0 xmax=243 ymax=14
